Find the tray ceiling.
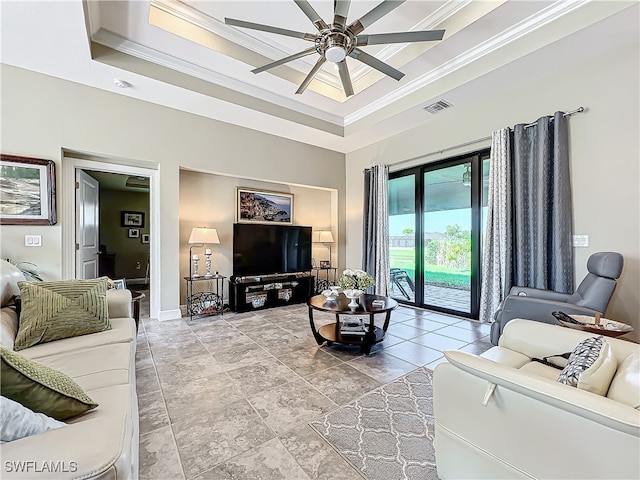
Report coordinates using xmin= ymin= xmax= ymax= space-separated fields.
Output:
xmin=1 ymin=1 xmax=637 ymax=152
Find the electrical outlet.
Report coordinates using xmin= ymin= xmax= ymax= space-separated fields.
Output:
xmin=573 ymin=234 xmax=589 ymax=247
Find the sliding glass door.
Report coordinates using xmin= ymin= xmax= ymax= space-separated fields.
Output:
xmin=389 ymin=151 xmax=490 ymax=319
xmin=423 ymin=162 xmax=473 ymax=313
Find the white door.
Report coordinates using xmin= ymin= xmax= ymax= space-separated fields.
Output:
xmin=76 ymin=170 xmax=99 ymax=279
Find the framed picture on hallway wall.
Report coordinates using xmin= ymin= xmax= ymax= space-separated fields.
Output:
xmin=0 ymin=154 xmax=57 ymax=225
xmin=236 ymin=188 xmax=293 ymax=225
xmin=121 ymin=211 xmax=145 ymax=227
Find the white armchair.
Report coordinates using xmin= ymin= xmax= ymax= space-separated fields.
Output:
xmin=434 ymin=319 xmax=640 ymax=479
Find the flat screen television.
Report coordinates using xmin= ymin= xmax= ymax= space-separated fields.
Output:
xmin=233 ymin=223 xmax=312 ymax=277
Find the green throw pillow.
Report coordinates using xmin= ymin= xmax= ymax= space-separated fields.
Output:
xmin=0 ymin=347 xmax=98 ymax=420
xmin=15 ymin=278 xmax=111 ymax=351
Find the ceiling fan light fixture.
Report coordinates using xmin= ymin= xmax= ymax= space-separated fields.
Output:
xmin=228 ymin=1 xmax=446 ymax=96
xmin=325 ymin=45 xmax=346 ymax=63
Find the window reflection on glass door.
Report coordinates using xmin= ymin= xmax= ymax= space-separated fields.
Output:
xmin=423 ymin=163 xmax=472 ymax=313
xmin=388 ymin=175 xmax=417 ymax=303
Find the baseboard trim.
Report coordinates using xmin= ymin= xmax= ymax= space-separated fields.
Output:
xmin=158 ymin=308 xmax=182 ymax=321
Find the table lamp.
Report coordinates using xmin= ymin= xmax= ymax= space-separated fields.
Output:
xmin=312 ymin=229 xmax=334 ymax=267
xmin=188 ymin=227 xmax=220 ymax=279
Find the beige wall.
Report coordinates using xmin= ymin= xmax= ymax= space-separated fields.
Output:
xmin=99 ymin=189 xmax=150 ymax=280
xmin=0 ymin=65 xmax=346 ymax=317
xmin=179 ymin=169 xmax=337 ymax=305
xmin=345 ymin=35 xmax=640 ymax=339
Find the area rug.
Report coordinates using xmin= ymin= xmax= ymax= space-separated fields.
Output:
xmin=309 ymin=367 xmax=438 ymax=480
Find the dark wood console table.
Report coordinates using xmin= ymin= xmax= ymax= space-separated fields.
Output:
xmin=307 ymin=293 xmax=398 ymax=355
xmin=229 ymin=273 xmax=312 ymax=313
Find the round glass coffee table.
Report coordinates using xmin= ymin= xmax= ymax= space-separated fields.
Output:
xmin=307 ymin=293 xmax=398 ymax=355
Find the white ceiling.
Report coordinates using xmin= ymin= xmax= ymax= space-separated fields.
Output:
xmin=1 ymin=1 xmax=637 ymax=153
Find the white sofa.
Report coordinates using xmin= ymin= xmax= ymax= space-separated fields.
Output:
xmin=0 ymin=261 xmax=139 ymax=479
xmin=434 ymin=319 xmax=640 ymax=479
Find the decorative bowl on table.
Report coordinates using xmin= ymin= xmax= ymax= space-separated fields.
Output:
xmin=343 ymin=289 xmax=364 ymax=309
xmin=556 ymin=313 xmax=633 ymax=337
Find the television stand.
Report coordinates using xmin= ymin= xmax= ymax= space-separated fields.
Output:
xmin=229 ymin=272 xmax=312 ymax=313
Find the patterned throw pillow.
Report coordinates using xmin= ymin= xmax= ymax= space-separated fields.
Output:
xmin=0 ymin=346 xmax=98 ymax=420
xmin=1 ymin=396 xmax=66 ymax=442
xmin=557 ymin=336 xmax=617 ymax=396
xmin=14 ymin=278 xmax=111 ymax=351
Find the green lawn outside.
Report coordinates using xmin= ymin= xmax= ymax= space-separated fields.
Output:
xmin=390 ymin=248 xmax=470 ymax=290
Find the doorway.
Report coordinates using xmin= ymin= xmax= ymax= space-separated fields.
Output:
xmin=388 ymin=150 xmax=490 ymax=319
xmin=79 ymin=171 xmax=151 ymax=285
xmin=62 ymin=155 xmax=159 ymax=319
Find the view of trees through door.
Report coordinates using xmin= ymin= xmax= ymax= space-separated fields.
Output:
xmin=388 ymin=150 xmax=490 ymax=318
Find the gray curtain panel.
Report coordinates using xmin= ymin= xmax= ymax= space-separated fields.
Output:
xmin=479 ymin=128 xmax=512 ymax=323
xmin=512 ymin=111 xmax=574 ymax=293
xmin=362 ymin=165 xmax=390 ymax=296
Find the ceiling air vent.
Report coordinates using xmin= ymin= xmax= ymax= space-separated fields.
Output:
xmin=424 ymin=100 xmax=453 ymax=114
xmin=125 ymin=176 xmax=149 ymax=188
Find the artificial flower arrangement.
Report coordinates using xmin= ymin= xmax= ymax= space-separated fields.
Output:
xmin=338 ymin=268 xmax=375 ymax=291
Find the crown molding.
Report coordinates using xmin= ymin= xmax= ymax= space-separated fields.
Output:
xmin=151 ymin=0 xmax=473 ymax=96
xmin=151 ymin=0 xmax=341 ymax=90
xmin=91 ymin=28 xmax=344 ymax=127
xmin=344 ymin=0 xmax=588 ymax=126
xmin=349 ymin=0 xmax=473 ymax=82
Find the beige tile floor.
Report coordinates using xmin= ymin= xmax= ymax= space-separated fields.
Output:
xmin=136 ymin=303 xmax=492 ymax=479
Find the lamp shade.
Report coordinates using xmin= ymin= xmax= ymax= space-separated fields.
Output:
xmin=312 ymin=230 xmax=334 ymax=243
xmin=188 ymin=227 xmax=220 ymax=245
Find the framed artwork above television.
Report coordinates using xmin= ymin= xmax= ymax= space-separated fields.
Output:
xmin=236 ymin=188 xmax=293 ymax=225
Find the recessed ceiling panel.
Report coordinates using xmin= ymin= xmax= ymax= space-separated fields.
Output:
xmin=149 ymin=0 xmax=453 ymax=100
xmin=9 ymin=0 xmax=626 ymax=151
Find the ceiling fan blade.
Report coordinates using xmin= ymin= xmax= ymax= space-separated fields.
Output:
xmin=296 ymin=56 xmax=326 ymax=94
xmin=294 ymin=0 xmax=329 ymax=31
xmin=333 ymin=0 xmax=351 ymax=31
xmin=252 ymin=47 xmax=318 ymax=74
xmin=350 ymin=48 xmax=404 ymax=81
xmin=337 ymin=60 xmax=354 ymax=97
xmin=225 ymin=17 xmax=315 ymax=41
xmin=356 ymin=30 xmax=445 ymax=46
xmin=348 ymin=0 xmax=406 ymax=36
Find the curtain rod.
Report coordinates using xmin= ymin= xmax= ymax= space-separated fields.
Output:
xmin=387 ymin=106 xmax=585 ymax=170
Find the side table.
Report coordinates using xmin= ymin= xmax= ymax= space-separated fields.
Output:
xmin=312 ymin=267 xmax=338 ymax=294
xmin=184 ymin=275 xmax=226 ymax=321
xmin=130 ymin=290 xmax=145 ymax=333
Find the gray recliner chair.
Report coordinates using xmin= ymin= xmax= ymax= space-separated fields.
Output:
xmin=490 ymin=252 xmax=624 ymax=345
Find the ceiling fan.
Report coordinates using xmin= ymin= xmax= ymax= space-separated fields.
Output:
xmin=225 ymin=0 xmax=445 ymax=97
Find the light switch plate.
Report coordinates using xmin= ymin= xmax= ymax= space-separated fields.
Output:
xmin=24 ymin=235 xmax=42 ymax=247
xmin=573 ymin=234 xmax=589 ymax=247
